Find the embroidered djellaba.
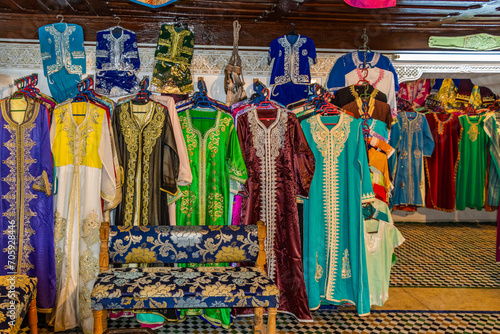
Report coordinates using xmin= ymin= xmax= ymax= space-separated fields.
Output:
xmin=50 ymin=102 xmax=117 ymax=334
xmin=268 ymin=35 xmax=317 ymax=106
xmin=0 ymin=98 xmax=56 ymax=312
xmin=389 ymin=112 xmax=435 ymax=207
xmin=301 ymin=113 xmax=375 ymax=316
xmin=38 ymin=23 xmax=86 ymax=103
xmin=237 ymin=107 xmax=315 ymax=321
xmin=456 ymin=115 xmax=489 ymax=210
xmin=152 ymin=24 xmax=194 ymax=94
xmin=484 ymin=114 xmax=500 ymax=207
xmin=112 ymin=101 xmax=179 ymax=226
xmin=175 ymin=108 xmax=247 ymax=328
xmin=95 ymin=27 xmax=140 ymax=96
xmin=424 ymin=113 xmax=461 ymax=211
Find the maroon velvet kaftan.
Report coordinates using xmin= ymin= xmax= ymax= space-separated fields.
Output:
xmin=424 ymin=113 xmax=461 ymax=211
xmin=237 ymin=106 xmax=315 ymax=321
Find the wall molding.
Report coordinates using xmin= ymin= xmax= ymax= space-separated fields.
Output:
xmin=2 ymin=42 xmax=500 ymax=83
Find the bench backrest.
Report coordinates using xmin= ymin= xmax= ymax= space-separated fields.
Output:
xmin=98 ymin=222 xmax=267 ymax=271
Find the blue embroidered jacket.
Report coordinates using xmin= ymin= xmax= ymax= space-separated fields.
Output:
xmin=268 ymin=35 xmax=316 ymax=85
xmin=38 ymin=23 xmax=86 ymax=76
xmin=96 ymin=28 xmax=140 ymax=72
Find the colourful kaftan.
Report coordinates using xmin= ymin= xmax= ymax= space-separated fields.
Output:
xmin=112 ymin=101 xmax=179 ymax=226
xmin=424 ymin=113 xmax=461 ymax=211
xmin=0 ymin=97 xmax=56 ymax=312
xmin=456 ymin=115 xmax=489 ymax=210
xmin=237 ymin=107 xmax=315 ymax=321
xmin=302 ymin=113 xmax=375 ymax=316
xmin=364 ymin=220 xmax=405 ymax=307
xmin=484 ymin=114 xmax=500 ymax=207
xmin=390 ymin=112 xmax=435 ymax=207
xmin=176 ymin=108 xmax=247 ymax=328
xmin=50 ymin=102 xmax=117 ymax=334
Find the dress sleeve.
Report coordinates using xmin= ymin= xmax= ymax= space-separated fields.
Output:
xmin=99 ymin=113 xmax=117 ymax=205
xmin=358 ymin=122 xmax=375 ymax=203
xmin=308 ymin=38 xmax=317 ymax=66
xmin=161 ymin=106 xmax=180 ymax=195
xmin=227 ymin=122 xmax=248 ymax=185
xmin=103 ymin=110 xmax=123 ymax=212
xmin=39 ymin=104 xmax=54 ymax=197
xmin=388 ymin=118 xmax=401 ymax=178
xmin=326 ymin=56 xmax=346 ymax=93
xmin=268 ymin=39 xmax=278 ymax=66
xmin=292 ymin=116 xmax=315 ymax=198
xmin=422 ymin=116 xmax=435 ymax=157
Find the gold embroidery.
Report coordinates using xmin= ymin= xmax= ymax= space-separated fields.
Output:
xmin=156 ymin=25 xmax=193 ymax=65
xmin=119 ymin=104 xmax=140 ymax=226
xmin=81 ymin=210 xmax=100 ymax=246
xmin=207 ymin=193 xmax=224 ymax=223
xmin=180 ymin=189 xmax=196 ymax=219
xmin=141 ymin=106 xmax=166 ymax=225
xmin=80 ymin=249 xmax=99 ymax=285
xmin=180 ymin=116 xmax=197 ymax=161
xmin=468 ymin=124 xmax=479 ymax=142
xmin=79 ymin=284 xmax=92 ymax=322
xmin=315 ymin=252 xmax=323 ymax=282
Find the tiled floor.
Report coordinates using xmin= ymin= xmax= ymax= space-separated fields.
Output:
xmin=19 ymin=223 xmax=500 ymax=333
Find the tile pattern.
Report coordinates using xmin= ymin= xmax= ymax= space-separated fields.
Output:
xmin=390 ymin=223 xmax=500 ymax=288
xmin=20 ymin=311 xmax=500 ymax=334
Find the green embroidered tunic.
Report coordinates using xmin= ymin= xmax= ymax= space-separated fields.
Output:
xmin=456 ymin=115 xmax=489 ymax=210
xmin=175 ymin=108 xmax=247 ymax=327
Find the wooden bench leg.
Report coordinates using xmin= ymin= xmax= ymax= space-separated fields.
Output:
xmin=102 ymin=310 xmax=108 ymax=332
xmin=267 ymin=308 xmax=277 ymax=334
xmin=254 ymin=307 xmax=264 ymax=334
xmin=28 ymin=299 xmax=38 ymax=334
xmin=93 ymin=310 xmax=103 ymax=334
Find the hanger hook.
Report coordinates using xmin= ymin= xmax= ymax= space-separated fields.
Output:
xmin=56 ymin=14 xmax=64 ymax=23
xmin=114 ymin=15 xmax=121 ymax=26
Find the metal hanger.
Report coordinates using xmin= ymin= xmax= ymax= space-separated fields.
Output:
xmin=112 ymin=16 xmax=123 ymax=35
xmin=56 ymin=14 xmax=64 ymax=23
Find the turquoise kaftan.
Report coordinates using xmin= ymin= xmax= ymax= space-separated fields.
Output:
xmin=302 ymin=113 xmax=375 ymax=316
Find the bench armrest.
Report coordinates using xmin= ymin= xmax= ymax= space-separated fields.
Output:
xmin=99 ymin=222 xmax=110 ymax=273
xmin=256 ymin=220 xmax=266 ymax=271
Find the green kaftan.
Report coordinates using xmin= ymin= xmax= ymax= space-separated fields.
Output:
xmin=176 ymin=108 xmax=248 ymax=328
xmin=456 ymin=115 xmax=489 ymax=210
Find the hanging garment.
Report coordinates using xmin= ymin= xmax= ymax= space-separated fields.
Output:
xmin=302 ymin=113 xmax=375 ymax=316
xmin=50 ymin=102 xmax=117 ymax=334
xmin=344 ymin=68 xmax=397 ymax=118
xmin=176 ymin=108 xmax=247 ymax=226
xmin=390 ymin=112 xmax=435 ymax=207
xmin=484 ymin=114 xmax=500 ymax=207
xmin=456 ymin=115 xmax=489 ymax=210
xmin=112 ymin=100 xmax=179 ymax=226
xmin=38 ymin=23 xmax=85 ymax=103
xmin=0 ymin=98 xmax=56 ymax=312
xmin=434 ymin=78 xmax=461 ymax=112
xmin=237 ymin=107 xmax=315 ymax=321
xmin=364 ymin=219 xmax=405 ymax=307
xmin=340 ymin=87 xmax=393 ymax=129
xmin=152 ymin=24 xmax=194 ymax=94
xmin=424 ymin=113 xmax=461 ymax=211
xmin=326 ymin=52 xmax=399 ymax=94
xmin=175 ymin=108 xmax=247 ymax=328
xmin=95 ymin=27 xmax=140 ymax=96
xmin=398 ymin=79 xmax=431 ymax=111
xmin=333 ymin=85 xmax=387 ymax=108
xmin=268 ymin=35 xmax=316 ymax=106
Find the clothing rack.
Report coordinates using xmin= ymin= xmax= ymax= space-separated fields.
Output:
xmin=14 ymin=73 xmax=38 ymax=86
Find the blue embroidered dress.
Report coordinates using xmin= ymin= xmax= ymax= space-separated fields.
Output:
xmin=0 ymin=98 xmax=55 ymax=312
xmin=95 ymin=27 xmax=140 ymax=96
xmin=268 ymin=35 xmax=316 ymax=106
xmin=302 ymin=113 xmax=374 ymax=316
xmin=389 ymin=112 xmax=435 ymax=207
xmin=38 ymin=23 xmax=86 ymax=102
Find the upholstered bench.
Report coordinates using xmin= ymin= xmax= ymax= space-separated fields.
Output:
xmin=0 ymin=275 xmax=38 ymax=334
xmin=91 ymin=221 xmax=279 ymax=334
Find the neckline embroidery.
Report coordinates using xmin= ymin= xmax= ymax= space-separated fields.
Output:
xmin=352 ymin=51 xmax=380 ymax=69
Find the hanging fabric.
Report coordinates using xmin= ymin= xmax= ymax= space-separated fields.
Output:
xmin=225 ymin=20 xmax=247 ymax=106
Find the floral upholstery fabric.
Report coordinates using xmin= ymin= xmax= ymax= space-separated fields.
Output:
xmin=109 ymin=225 xmax=259 ymax=264
xmin=0 ymin=275 xmax=37 ymax=334
xmin=91 ymin=267 xmax=279 ymax=311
